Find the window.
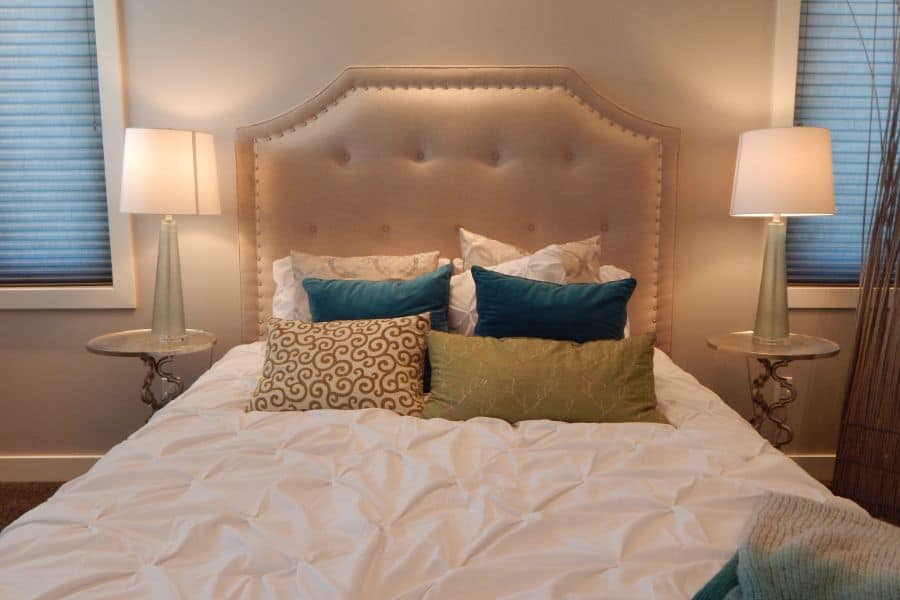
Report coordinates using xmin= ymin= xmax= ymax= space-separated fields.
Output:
xmin=0 ymin=0 xmax=134 ymax=308
xmin=0 ymin=0 xmax=112 ymax=285
xmin=787 ymin=0 xmax=896 ymax=284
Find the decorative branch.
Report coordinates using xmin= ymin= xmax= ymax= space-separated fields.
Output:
xmin=832 ymin=0 xmax=900 ymax=525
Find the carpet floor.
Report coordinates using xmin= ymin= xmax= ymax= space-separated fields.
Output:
xmin=0 ymin=482 xmax=63 ymax=531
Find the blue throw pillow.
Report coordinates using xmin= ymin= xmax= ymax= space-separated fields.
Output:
xmin=471 ymin=266 xmax=636 ymax=342
xmin=303 ymin=263 xmax=452 ymax=332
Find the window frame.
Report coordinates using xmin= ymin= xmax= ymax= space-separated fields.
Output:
xmin=772 ymin=0 xmax=858 ymax=309
xmin=0 ymin=0 xmax=136 ymax=310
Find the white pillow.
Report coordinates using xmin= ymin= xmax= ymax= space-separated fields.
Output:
xmin=458 ymin=227 xmax=529 ymax=270
xmin=272 ymin=255 xmax=295 ymax=319
xmin=270 ymin=251 xmax=447 ymax=320
xmin=449 ymin=245 xmax=566 ymax=335
xmin=459 ymin=227 xmax=603 ymax=283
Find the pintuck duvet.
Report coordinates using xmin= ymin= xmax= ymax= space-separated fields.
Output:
xmin=0 ymin=343 xmax=854 ymax=599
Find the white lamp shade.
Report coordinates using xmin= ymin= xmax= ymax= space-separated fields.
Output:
xmin=731 ymin=127 xmax=835 ymax=217
xmin=120 ymin=128 xmax=220 ymax=215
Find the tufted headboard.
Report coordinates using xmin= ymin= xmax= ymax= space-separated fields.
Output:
xmin=236 ymin=66 xmax=679 ymax=351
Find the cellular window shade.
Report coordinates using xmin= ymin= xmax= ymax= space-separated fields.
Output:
xmin=788 ymin=0 xmax=896 ymax=284
xmin=0 ymin=0 xmax=112 ymax=286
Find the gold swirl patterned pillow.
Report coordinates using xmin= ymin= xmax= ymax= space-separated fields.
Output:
xmin=248 ymin=314 xmax=430 ymax=415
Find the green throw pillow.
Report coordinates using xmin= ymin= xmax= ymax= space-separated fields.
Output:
xmin=423 ymin=331 xmax=668 ymax=424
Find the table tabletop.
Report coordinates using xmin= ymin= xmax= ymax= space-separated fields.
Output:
xmin=86 ymin=329 xmax=217 ymax=358
xmin=706 ymin=331 xmax=839 ymax=360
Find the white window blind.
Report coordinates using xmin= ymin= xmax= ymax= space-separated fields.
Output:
xmin=0 ymin=0 xmax=112 ymax=286
xmin=788 ymin=0 xmax=896 ymax=284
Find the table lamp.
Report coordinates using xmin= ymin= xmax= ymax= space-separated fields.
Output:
xmin=731 ymin=126 xmax=834 ymax=345
xmin=120 ymin=128 xmax=220 ymax=342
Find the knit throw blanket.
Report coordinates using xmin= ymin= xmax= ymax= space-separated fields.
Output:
xmin=693 ymin=493 xmax=900 ymax=600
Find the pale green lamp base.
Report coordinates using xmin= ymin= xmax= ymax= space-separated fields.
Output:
xmin=151 ymin=215 xmax=186 ymax=343
xmin=753 ymin=218 xmax=790 ymax=345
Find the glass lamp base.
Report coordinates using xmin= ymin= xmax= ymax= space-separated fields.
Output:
xmin=752 ymin=333 xmax=790 ymax=346
xmin=151 ymin=216 xmax=187 ymax=343
xmin=154 ymin=332 xmax=187 ymax=344
xmin=753 ymin=219 xmax=790 ymax=343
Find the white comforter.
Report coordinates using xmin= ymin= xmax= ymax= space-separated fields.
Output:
xmin=0 ymin=343 xmax=845 ymax=599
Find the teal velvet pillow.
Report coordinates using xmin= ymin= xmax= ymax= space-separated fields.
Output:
xmin=471 ymin=266 xmax=636 ymax=342
xmin=303 ymin=263 xmax=452 ymax=332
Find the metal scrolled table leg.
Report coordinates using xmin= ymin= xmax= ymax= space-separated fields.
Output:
xmin=139 ymin=355 xmax=185 ymax=412
xmin=749 ymin=358 xmax=795 ymax=449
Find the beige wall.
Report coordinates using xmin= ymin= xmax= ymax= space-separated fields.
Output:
xmin=0 ymin=1 xmax=853 ymax=468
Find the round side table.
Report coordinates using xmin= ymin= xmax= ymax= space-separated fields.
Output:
xmin=86 ymin=329 xmax=217 ymax=412
xmin=707 ymin=331 xmax=839 ymax=449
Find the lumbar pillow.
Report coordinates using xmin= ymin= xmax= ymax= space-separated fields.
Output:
xmin=285 ymin=250 xmax=442 ymax=320
xmin=458 ymin=227 xmax=603 ymax=283
xmin=423 ymin=331 xmax=666 ymax=424
xmin=597 ymin=264 xmax=633 ymax=337
xmin=449 ymin=246 xmax=565 ymax=335
xmin=472 ymin=267 xmax=636 ymax=342
xmin=303 ymin=263 xmax=453 ymax=332
xmin=248 ymin=314 xmax=430 ymax=415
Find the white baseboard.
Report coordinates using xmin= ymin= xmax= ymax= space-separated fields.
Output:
xmin=787 ymin=452 xmax=836 ymax=483
xmin=0 ymin=455 xmax=101 ymax=482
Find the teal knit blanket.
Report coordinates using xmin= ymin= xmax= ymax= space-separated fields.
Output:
xmin=693 ymin=493 xmax=900 ymax=600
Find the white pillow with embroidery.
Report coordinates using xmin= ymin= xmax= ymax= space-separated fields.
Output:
xmin=272 ymin=255 xmax=296 ymax=319
xmin=270 ymin=251 xmax=446 ymax=320
xmin=449 ymin=245 xmax=566 ymax=335
xmin=458 ymin=227 xmax=530 ymax=270
xmin=458 ymin=227 xmax=603 ymax=283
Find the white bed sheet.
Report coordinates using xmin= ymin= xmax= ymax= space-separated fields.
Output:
xmin=0 ymin=343 xmax=851 ymax=599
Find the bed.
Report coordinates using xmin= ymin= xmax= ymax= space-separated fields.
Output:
xmin=0 ymin=67 xmax=848 ymax=599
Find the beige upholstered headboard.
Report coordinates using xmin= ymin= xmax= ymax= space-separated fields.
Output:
xmin=236 ymin=66 xmax=679 ymax=351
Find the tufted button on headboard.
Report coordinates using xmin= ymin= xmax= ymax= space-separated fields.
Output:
xmin=235 ymin=66 xmax=679 ymax=351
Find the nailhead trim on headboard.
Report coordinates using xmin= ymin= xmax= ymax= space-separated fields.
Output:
xmin=246 ymin=83 xmax=662 ymax=146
